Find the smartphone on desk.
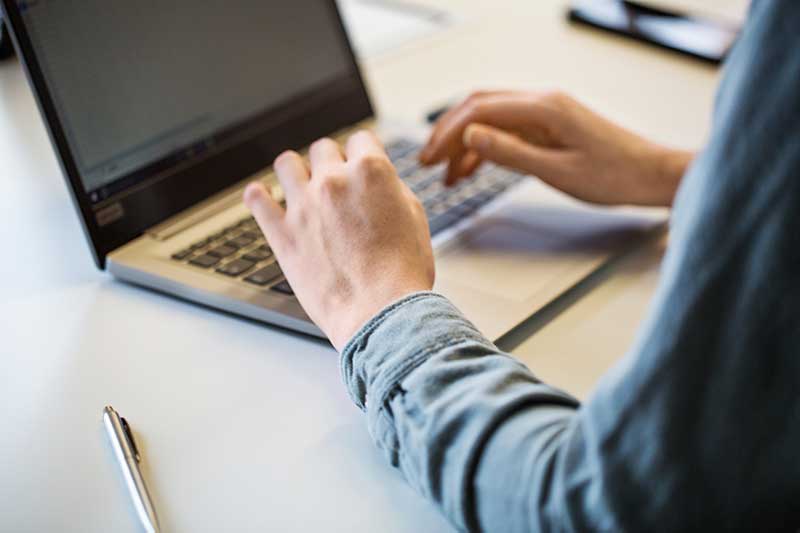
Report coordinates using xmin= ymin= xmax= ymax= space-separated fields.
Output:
xmin=568 ymin=0 xmax=740 ymax=64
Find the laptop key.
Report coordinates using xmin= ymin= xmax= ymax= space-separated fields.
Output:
xmin=190 ymin=237 xmax=213 ymax=250
xmin=243 ymin=262 xmax=283 ymax=286
xmin=237 ymin=231 xmax=258 ymax=242
xmin=208 ymin=244 xmax=238 ymax=258
xmin=189 ymin=254 xmax=220 ymax=268
xmin=398 ymin=162 xmax=421 ymax=179
xmin=216 ymin=258 xmax=255 ymax=277
xmin=171 ymin=249 xmax=193 ymax=261
xmin=386 ymin=138 xmax=417 ymax=160
xmin=227 ymin=233 xmax=256 ymax=248
xmin=465 ymin=190 xmax=496 ymax=209
xmin=242 ymin=247 xmax=273 ymax=263
xmin=447 ymin=201 xmax=474 ymax=218
xmin=427 ymin=201 xmax=450 ymax=217
xmin=429 ymin=213 xmax=459 ymax=235
xmin=271 ymin=280 xmax=294 ymax=296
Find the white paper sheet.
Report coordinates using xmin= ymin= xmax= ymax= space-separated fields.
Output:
xmin=336 ymin=0 xmax=451 ymax=59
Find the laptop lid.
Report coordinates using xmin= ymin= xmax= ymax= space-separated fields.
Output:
xmin=1 ymin=1 xmax=373 ymax=268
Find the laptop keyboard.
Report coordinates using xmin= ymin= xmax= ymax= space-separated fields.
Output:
xmin=170 ymin=138 xmax=525 ymax=295
xmin=387 ymin=139 xmax=525 ymax=235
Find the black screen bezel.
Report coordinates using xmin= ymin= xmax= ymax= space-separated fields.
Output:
xmin=0 ymin=0 xmax=374 ymax=268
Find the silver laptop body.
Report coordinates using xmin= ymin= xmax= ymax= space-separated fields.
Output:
xmin=4 ymin=0 xmax=665 ymax=343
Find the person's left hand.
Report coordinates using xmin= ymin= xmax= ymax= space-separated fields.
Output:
xmin=243 ymin=131 xmax=435 ymax=351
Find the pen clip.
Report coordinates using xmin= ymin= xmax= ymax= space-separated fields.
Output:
xmin=120 ymin=417 xmax=141 ymax=463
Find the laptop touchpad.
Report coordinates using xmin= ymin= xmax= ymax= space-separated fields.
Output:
xmin=435 ymin=191 xmax=664 ymax=303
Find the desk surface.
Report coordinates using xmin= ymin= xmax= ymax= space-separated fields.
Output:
xmin=0 ymin=1 xmax=727 ymax=531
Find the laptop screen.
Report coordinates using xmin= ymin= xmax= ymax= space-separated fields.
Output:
xmin=3 ymin=0 xmax=372 ymax=266
xmin=18 ymin=1 xmax=358 ymax=203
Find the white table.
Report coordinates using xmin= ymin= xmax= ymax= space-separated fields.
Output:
xmin=0 ymin=2 xmax=729 ymax=531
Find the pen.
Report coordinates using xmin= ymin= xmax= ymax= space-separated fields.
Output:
xmin=103 ymin=406 xmax=161 ymax=533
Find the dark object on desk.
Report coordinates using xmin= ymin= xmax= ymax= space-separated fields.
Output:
xmin=0 ymin=16 xmax=15 ymax=59
xmin=426 ymin=103 xmax=451 ymax=124
xmin=567 ymin=0 xmax=740 ymax=65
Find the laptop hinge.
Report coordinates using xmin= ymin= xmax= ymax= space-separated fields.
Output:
xmin=146 ymin=172 xmax=272 ymax=241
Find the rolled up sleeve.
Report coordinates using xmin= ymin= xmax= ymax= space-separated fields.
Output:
xmin=340 ymin=293 xmax=579 ymax=531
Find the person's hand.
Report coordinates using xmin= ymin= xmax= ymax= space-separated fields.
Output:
xmin=243 ymin=131 xmax=435 ymax=351
xmin=420 ymin=90 xmax=694 ymax=206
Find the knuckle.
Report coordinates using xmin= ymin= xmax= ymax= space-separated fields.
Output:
xmin=348 ymin=130 xmax=374 ymax=148
xmin=465 ymin=98 xmax=487 ymax=119
xmin=355 ymin=154 xmax=392 ymax=178
xmin=311 ymin=137 xmax=335 ymax=151
xmin=405 ymin=193 xmax=426 ymax=219
xmin=275 ymin=150 xmax=298 ymax=167
xmin=466 ymin=91 xmax=487 ymax=103
xmin=317 ymin=174 xmax=347 ymax=197
xmin=408 ymin=191 xmax=424 ymax=212
xmin=415 ymin=200 xmax=426 ymax=218
xmin=540 ymin=89 xmax=569 ymax=106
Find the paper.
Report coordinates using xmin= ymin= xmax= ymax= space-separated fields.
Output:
xmin=336 ymin=0 xmax=451 ymax=59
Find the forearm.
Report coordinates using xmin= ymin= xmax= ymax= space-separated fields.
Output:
xmin=340 ymin=293 xmax=580 ymax=531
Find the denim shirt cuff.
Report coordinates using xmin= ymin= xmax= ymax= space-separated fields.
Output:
xmin=339 ymin=291 xmax=486 ymax=412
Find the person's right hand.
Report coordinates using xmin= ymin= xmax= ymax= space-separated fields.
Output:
xmin=419 ymin=90 xmax=694 ymax=207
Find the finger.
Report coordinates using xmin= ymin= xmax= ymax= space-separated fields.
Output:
xmin=345 ymin=129 xmax=389 ymax=161
xmin=309 ymin=137 xmax=345 ymax=175
xmin=422 ymin=93 xmax=557 ymax=166
xmin=463 ymin=123 xmax=562 ymax=179
xmin=445 ymin=150 xmax=482 ymax=187
xmin=273 ymin=150 xmax=310 ymax=203
xmin=420 ymin=90 xmax=512 ymax=163
xmin=243 ymin=181 xmax=285 ymax=242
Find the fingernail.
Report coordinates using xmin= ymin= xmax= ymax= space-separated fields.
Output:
xmin=464 ymin=125 xmax=489 ymax=150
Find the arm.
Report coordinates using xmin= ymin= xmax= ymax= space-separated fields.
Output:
xmin=419 ymin=89 xmax=694 ymax=206
xmin=342 ymin=2 xmax=800 ymax=531
xmin=244 ymin=1 xmax=800 ymax=530
xmin=340 ymin=293 xmax=581 ymax=531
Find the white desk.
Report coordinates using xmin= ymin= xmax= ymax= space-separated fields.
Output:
xmin=0 ymin=2 xmax=727 ymax=531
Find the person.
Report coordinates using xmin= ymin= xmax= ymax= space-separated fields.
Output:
xmin=243 ymin=1 xmax=800 ymax=531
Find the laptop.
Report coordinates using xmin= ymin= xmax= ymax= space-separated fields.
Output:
xmin=1 ymin=1 xmax=665 ymax=342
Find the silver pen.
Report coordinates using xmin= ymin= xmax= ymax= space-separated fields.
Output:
xmin=103 ymin=406 xmax=162 ymax=533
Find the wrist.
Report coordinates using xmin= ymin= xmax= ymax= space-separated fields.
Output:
xmin=325 ymin=279 xmax=433 ymax=351
xmin=652 ymin=147 xmax=694 ymax=206
xmin=632 ymin=143 xmax=694 ymax=207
